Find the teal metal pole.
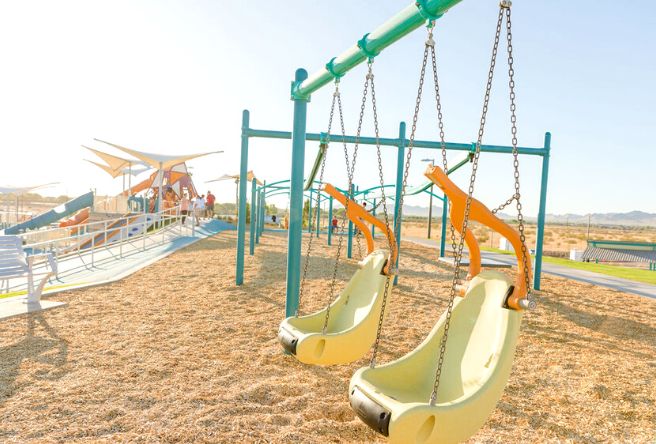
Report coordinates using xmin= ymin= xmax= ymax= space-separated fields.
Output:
xmin=308 ymin=189 xmax=313 ymax=233
xmin=440 ymin=194 xmax=448 ymax=257
xmin=347 ymin=184 xmax=354 ymax=259
xmin=260 ymin=181 xmax=266 ymax=238
xmin=256 ymin=188 xmax=263 ymax=244
xmin=372 ymin=198 xmax=377 ymax=239
xmin=327 ymin=196 xmax=333 ymax=246
xmin=247 ymin=128 xmax=547 ymax=156
xmin=292 ymin=0 xmax=464 ymax=100
xmin=258 ymin=187 xmax=263 ymax=240
xmin=316 ymin=193 xmax=321 ymax=238
xmin=285 ymin=69 xmax=309 ymax=318
xmin=236 ymin=110 xmax=249 ymax=285
xmin=393 ymin=122 xmax=406 ymax=285
xmin=249 ymin=177 xmax=256 ymax=255
xmin=533 ymin=132 xmax=551 ymax=291
xmin=259 ymin=187 xmax=265 ymax=237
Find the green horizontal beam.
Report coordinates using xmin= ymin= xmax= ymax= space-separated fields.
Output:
xmin=291 ymin=0 xmax=464 ymax=100
xmin=245 ymin=128 xmax=548 ymax=157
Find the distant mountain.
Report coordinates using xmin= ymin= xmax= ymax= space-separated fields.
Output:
xmin=546 ymin=211 xmax=656 ymax=227
xmin=403 ymin=205 xmax=656 ymax=227
xmin=402 ymin=204 xmax=443 ymax=217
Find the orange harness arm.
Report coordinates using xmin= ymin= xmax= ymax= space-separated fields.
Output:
xmin=424 ymin=166 xmax=532 ymax=310
xmin=322 ymin=183 xmax=397 ymax=276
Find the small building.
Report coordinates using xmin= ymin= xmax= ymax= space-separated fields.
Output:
xmin=581 ymin=240 xmax=656 ymax=270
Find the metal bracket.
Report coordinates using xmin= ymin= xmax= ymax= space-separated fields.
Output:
xmin=357 ymin=33 xmax=380 ymax=61
xmin=415 ymin=0 xmax=444 ymax=22
xmin=290 ymin=80 xmax=311 ymax=102
xmin=325 ymin=57 xmax=344 ymax=80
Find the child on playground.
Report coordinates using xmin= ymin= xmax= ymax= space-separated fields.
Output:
xmin=193 ymin=194 xmax=205 ymax=226
xmin=180 ymin=193 xmax=190 ymax=224
xmin=331 ymin=216 xmax=338 ymax=233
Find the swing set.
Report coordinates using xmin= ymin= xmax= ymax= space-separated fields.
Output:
xmin=236 ymin=0 xmax=552 ymax=442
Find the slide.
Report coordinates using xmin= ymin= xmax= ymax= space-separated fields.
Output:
xmin=59 ymin=208 xmax=90 ymax=231
xmin=4 ymin=192 xmax=94 ymax=235
xmin=78 ymin=213 xmax=156 ymax=250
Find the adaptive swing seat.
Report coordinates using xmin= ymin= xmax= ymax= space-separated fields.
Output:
xmin=349 ymin=271 xmax=520 ymax=443
xmin=278 ymin=183 xmax=397 ymax=366
xmin=348 ymin=165 xmax=533 ymax=443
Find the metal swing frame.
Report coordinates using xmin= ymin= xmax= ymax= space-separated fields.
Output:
xmin=235 ymin=0 xmax=552 ymax=318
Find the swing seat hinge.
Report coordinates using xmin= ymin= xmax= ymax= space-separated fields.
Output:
xmin=278 ymin=327 xmax=298 ymax=355
xmin=350 ymin=386 xmax=391 ymax=437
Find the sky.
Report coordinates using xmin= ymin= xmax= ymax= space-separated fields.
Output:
xmin=0 ymin=0 xmax=654 ymax=216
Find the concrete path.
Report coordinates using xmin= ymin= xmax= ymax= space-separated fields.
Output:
xmin=404 ymin=236 xmax=656 ymax=299
xmin=0 ymin=220 xmax=234 ymax=319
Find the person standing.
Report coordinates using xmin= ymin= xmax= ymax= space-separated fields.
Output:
xmin=180 ymin=193 xmax=190 ymax=225
xmin=193 ymin=194 xmax=206 ymax=226
xmin=206 ymin=191 xmax=216 ymax=218
xmin=332 ymin=216 xmax=338 ymax=234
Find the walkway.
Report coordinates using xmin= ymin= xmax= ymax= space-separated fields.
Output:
xmin=404 ymin=236 xmax=656 ymax=299
xmin=0 ymin=220 xmax=234 ymax=319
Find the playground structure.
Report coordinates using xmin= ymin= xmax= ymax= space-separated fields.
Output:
xmin=236 ymin=115 xmax=550 ymax=316
xmin=0 ymin=142 xmax=222 ymax=320
xmin=244 ymin=170 xmax=470 ymax=260
xmin=2 ymin=2 xmax=656 ymax=443
xmin=234 ymin=0 xmax=552 ymax=442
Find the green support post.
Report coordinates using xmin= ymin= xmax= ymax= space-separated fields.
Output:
xmin=533 ymin=132 xmax=551 ymax=291
xmin=393 ymin=122 xmax=406 ymax=285
xmin=327 ymin=195 xmax=333 ymax=246
xmin=285 ymin=69 xmax=309 ymax=318
xmin=258 ymin=190 xmax=263 ymax=240
xmin=440 ymin=194 xmax=448 ymax=257
xmin=260 ymin=188 xmax=265 ymax=236
xmin=236 ymin=110 xmax=249 ymax=285
xmin=347 ymin=183 xmax=354 ymax=259
xmin=249 ymin=177 xmax=256 ymax=256
xmin=260 ymin=180 xmax=266 ymax=239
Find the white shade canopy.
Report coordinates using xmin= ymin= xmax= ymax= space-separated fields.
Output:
xmin=84 ymin=160 xmax=150 ymax=178
xmin=82 ymin=145 xmax=133 ymax=172
xmin=0 ymin=183 xmax=59 ymax=194
xmin=84 ymin=160 xmax=122 ymax=178
xmin=94 ymin=138 xmax=222 ymax=170
xmin=207 ymin=170 xmax=262 ymax=185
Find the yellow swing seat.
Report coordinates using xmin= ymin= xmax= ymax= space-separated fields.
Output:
xmin=279 ymin=249 xmax=391 ymax=365
xmin=278 ymin=183 xmax=398 ymax=366
xmin=349 ymin=271 xmax=522 ymax=444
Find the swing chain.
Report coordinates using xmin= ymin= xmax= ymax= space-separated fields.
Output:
xmin=430 ymin=6 xmax=505 ymax=406
xmin=429 ymin=21 xmax=460 ymax=260
xmin=368 ymin=58 xmax=397 ymax=367
xmin=297 ymin=81 xmax=338 ymax=316
xmin=491 ymin=193 xmax=517 ymax=214
xmin=505 ymin=6 xmax=533 ymax=301
xmin=370 ymin=24 xmax=429 ymax=368
xmin=322 ymin=62 xmax=371 ymax=333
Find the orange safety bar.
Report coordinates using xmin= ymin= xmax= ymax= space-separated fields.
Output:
xmin=424 ymin=165 xmax=532 ymax=310
xmin=322 ymin=183 xmax=397 ymax=276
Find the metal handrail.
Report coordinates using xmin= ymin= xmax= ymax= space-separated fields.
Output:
xmin=18 ymin=207 xmax=183 ymax=266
